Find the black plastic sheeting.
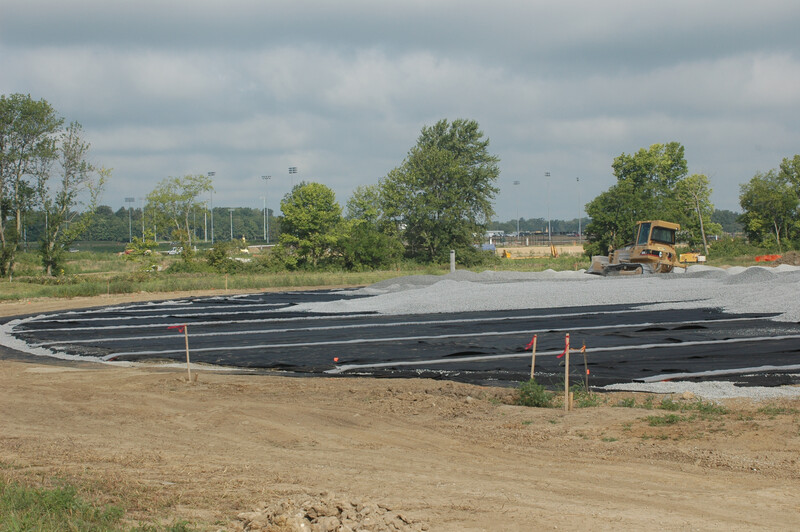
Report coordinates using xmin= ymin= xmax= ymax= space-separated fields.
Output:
xmin=4 ymin=290 xmax=800 ymax=388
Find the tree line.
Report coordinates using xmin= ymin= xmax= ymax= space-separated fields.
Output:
xmin=4 ymin=91 xmax=797 ymax=278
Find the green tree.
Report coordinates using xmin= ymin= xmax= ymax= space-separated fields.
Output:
xmin=278 ymin=181 xmax=342 ymax=268
xmin=35 ymin=122 xmax=108 ymax=275
xmin=146 ymin=174 xmax=213 ymax=251
xmin=739 ymin=170 xmax=798 ymax=252
xmin=338 ymin=185 xmax=403 ymax=270
xmin=380 ymin=118 xmax=500 ymax=262
xmin=0 ymin=94 xmax=63 ymax=277
xmin=674 ymin=174 xmax=720 ymax=255
xmin=584 ymin=142 xmax=688 ymax=256
xmin=779 ymin=154 xmax=800 ymax=189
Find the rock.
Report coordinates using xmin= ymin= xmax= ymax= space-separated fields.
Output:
xmin=681 ymin=391 xmax=696 ymax=400
xmin=312 ymin=515 xmax=340 ymax=532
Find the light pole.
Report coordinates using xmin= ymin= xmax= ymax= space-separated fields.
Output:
xmin=577 ymin=177 xmax=582 ymax=244
xmin=289 ymin=166 xmax=297 ymax=188
xmin=544 ymin=172 xmax=551 ymax=243
xmin=229 ymin=208 xmax=234 ymax=241
xmin=262 ymin=175 xmax=271 ymax=243
xmin=125 ymin=197 xmax=135 ymax=242
xmin=208 ymin=172 xmax=215 ymax=244
xmin=513 ymin=180 xmax=520 ymax=237
xmin=139 ymin=197 xmax=144 ymax=238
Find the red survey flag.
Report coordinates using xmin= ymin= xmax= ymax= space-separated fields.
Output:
xmin=525 ymin=335 xmax=537 ymax=350
xmin=557 ymin=336 xmax=569 ymax=358
xmin=168 ymin=325 xmax=186 ymax=333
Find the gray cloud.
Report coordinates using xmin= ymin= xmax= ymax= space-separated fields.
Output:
xmin=2 ymin=0 xmax=799 ymax=220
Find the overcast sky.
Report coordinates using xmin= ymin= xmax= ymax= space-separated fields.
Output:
xmin=2 ymin=0 xmax=799 ymax=222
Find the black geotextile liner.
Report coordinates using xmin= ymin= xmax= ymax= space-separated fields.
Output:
xmin=5 ymin=290 xmax=800 ymax=387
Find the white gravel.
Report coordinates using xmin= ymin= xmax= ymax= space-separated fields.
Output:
xmin=297 ymin=264 xmax=800 ymax=400
xmin=302 ymin=264 xmax=800 ymax=322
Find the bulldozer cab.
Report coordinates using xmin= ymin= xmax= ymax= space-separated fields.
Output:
xmin=635 ymin=221 xmax=677 ymax=247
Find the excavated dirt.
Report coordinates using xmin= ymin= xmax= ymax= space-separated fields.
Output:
xmin=1 ymin=294 xmax=800 ymax=531
xmin=775 ymin=250 xmax=800 ymax=266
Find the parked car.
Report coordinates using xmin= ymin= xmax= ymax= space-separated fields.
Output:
xmin=167 ymin=246 xmax=183 ymax=255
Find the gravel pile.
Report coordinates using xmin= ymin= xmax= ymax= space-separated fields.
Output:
xmin=310 ymin=265 xmax=800 ymax=323
xmin=236 ymin=494 xmax=426 ymax=531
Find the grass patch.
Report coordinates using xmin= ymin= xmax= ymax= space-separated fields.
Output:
xmin=658 ymin=398 xmax=681 ymax=411
xmin=0 ymin=478 xmax=125 ymax=531
xmin=645 ymin=413 xmax=683 ymax=426
xmin=614 ymin=398 xmax=636 ymax=408
xmin=757 ymin=404 xmax=799 ymax=417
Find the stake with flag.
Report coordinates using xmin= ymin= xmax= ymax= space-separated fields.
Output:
xmin=168 ymin=324 xmax=191 ymax=381
xmin=526 ymin=334 xmax=538 ymax=380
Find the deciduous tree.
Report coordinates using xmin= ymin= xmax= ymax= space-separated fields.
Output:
xmin=146 ymin=174 xmax=213 ymax=251
xmin=36 ymin=122 xmax=108 ymax=275
xmin=278 ymin=182 xmax=342 ymax=268
xmin=739 ymin=170 xmax=798 ymax=252
xmin=0 ymin=94 xmax=63 ymax=277
xmin=380 ymin=118 xmax=499 ymax=262
xmin=674 ymin=174 xmax=720 ymax=255
xmin=584 ymin=142 xmax=688 ymax=256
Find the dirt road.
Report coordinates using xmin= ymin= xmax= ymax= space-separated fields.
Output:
xmin=1 ymin=294 xmax=799 ymax=530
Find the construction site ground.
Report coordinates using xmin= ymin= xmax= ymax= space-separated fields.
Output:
xmin=1 ymin=294 xmax=799 ymax=531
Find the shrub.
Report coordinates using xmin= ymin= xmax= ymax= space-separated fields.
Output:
xmin=707 ymin=235 xmax=766 ymax=259
xmin=166 ymin=260 xmax=215 ymax=274
xmin=514 ymin=379 xmax=554 ymax=408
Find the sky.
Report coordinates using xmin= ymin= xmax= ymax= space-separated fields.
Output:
xmin=2 ymin=0 xmax=799 ymax=222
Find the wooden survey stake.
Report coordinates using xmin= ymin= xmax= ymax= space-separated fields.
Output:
xmin=529 ymin=334 xmax=538 ymax=380
xmin=183 ymin=325 xmax=191 ymax=381
xmin=564 ymin=333 xmax=570 ymax=411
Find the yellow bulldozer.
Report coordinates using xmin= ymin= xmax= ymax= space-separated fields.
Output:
xmin=587 ymin=220 xmax=684 ymax=276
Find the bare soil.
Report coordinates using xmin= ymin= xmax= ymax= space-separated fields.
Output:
xmin=2 ymin=294 xmax=800 ymax=530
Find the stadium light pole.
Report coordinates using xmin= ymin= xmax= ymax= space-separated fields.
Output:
xmin=208 ymin=172 xmax=215 ymax=244
xmin=139 ymin=197 xmax=145 ymax=239
xmin=229 ymin=208 xmax=234 ymax=240
xmin=513 ymin=180 xmax=520 ymax=237
xmin=125 ymin=197 xmax=135 ymax=242
xmin=544 ymin=172 xmax=551 ymax=243
xmin=289 ymin=166 xmax=297 ymax=188
xmin=262 ymin=175 xmax=271 ymax=243
xmin=577 ymin=177 xmax=582 ymax=244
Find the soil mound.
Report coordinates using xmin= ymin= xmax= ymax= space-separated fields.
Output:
xmin=774 ymin=251 xmax=800 ymax=266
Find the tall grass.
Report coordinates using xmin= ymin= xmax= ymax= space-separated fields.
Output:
xmin=0 ymin=249 xmax=590 ymax=303
xmin=0 ymin=269 xmax=426 ymax=301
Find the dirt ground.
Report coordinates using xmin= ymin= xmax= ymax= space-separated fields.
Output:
xmin=2 ymin=293 xmax=800 ymax=530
